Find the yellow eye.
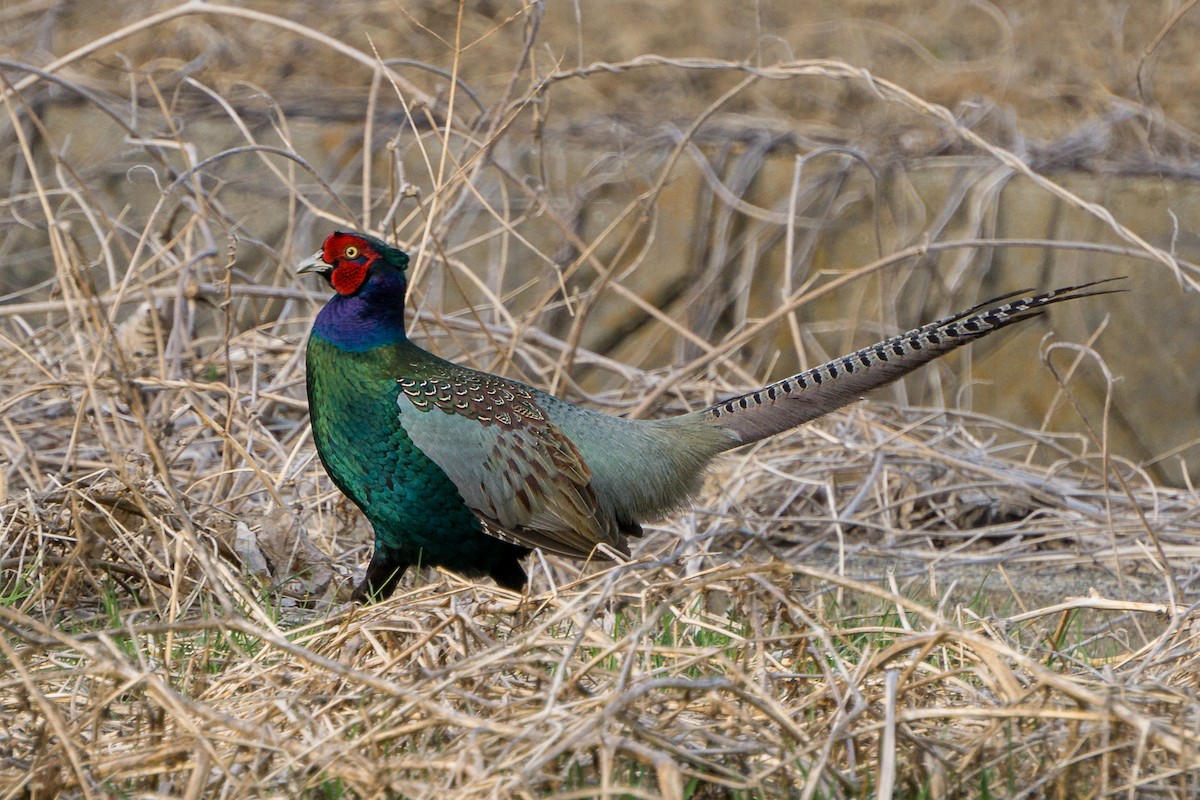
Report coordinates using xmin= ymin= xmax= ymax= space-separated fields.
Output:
xmin=344 ymin=245 xmax=359 ymax=259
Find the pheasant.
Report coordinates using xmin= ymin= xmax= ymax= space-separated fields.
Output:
xmin=299 ymin=231 xmax=1119 ymax=602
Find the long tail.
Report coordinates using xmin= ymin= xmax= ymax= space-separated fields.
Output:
xmin=693 ymin=278 xmax=1125 ymax=449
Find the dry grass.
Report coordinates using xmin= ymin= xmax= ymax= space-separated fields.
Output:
xmin=3 ymin=3 xmax=1200 ymax=798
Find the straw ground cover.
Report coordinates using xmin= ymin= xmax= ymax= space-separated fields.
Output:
xmin=2 ymin=3 xmax=1200 ymax=797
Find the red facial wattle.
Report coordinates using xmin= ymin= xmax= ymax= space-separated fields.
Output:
xmin=330 ymin=259 xmax=369 ymax=295
xmin=323 ymin=232 xmax=375 ymax=295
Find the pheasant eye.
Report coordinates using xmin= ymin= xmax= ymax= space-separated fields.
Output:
xmin=344 ymin=245 xmax=359 ymax=259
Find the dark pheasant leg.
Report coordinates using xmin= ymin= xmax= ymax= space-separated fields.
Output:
xmin=350 ymin=547 xmax=410 ymax=603
xmin=485 ymin=550 xmax=530 ymax=592
xmin=352 ymin=542 xmax=528 ymax=601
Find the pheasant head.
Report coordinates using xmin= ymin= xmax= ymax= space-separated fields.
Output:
xmin=298 ymin=231 xmax=412 ymax=350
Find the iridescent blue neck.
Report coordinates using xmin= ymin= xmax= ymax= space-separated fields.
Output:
xmin=310 ymin=270 xmax=408 ymax=352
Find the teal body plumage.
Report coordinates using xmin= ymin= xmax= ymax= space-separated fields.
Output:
xmin=298 ymin=230 xmax=1120 ymax=602
xmin=306 ymin=335 xmax=530 ymax=596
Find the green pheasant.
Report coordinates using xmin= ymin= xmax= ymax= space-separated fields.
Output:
xmin=299 ymin=231 xmax=1119 ymax=602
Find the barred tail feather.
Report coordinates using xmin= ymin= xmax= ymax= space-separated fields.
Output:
xmin=694 ymin=278 xmax=1124 ymax=449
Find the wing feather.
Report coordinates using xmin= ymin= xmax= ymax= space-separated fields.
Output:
xmin=395 ymin=366 xmax=626 ymax=559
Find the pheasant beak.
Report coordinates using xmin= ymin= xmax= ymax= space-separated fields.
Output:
xmin=296 ymin=249 xmax=332 ymax=276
